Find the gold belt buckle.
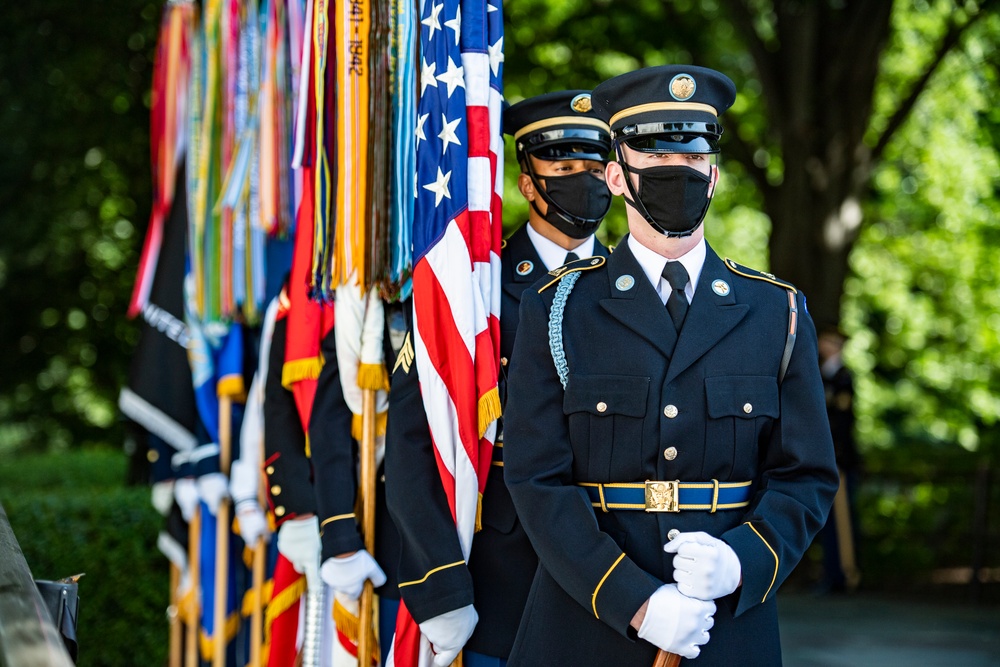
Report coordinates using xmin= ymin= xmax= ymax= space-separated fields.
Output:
xmin=644 ymin=480 xmax=680 ymax=512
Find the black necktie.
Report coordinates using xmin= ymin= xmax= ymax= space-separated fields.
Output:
xmin=661 ymin=261 xmax=690 ymax=332
xmin=564 ymin=251 xmax=579 ymax=264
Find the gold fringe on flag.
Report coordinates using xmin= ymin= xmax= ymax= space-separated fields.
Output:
xmin=351 ymin=411 xmax=387 ymax=441
xmin=199 ymin=611 xmax=242 ymax=660
xmin=475 ymin=492 xmax=484 ymax=533
xmin=281 ymin=355 xmax=325 ymax=390
xmin=357 ymin=362 xmax=390 ymax=392
xmin=264 ymin=576 xmax=307 ymax=645
xmin=478 ymin=387 xmax=502 ymax=439
xmin=217 ymin=374 xmax=248 ymax=403
xmin=333 ymin=599 xmax=380 ymax=665
xmin=241 ymin=580 xmax=274 ymax=617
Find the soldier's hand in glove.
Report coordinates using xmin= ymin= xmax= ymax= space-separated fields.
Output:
xmin=174 ymin=477 xmax=200 ymax=523
xmin=665 ymin=531 xmax=742 ymax=600
xmin=196 ymin=472 xmax=229 ymax=516
xmin=418 ymin=604 xmax=478 ymax=667
xmin=235 ymin=500 xmax=270 ymax=546
xmin=636 ymin=584 xmax=715 ymax=659
xmin=320 ymin=550 xmax=386 ymax=600
xmin=276 ymin=516 xmax=321 ymax=589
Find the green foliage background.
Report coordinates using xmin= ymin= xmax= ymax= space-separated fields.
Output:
xmin=0 ymin=0 xmax=998 ymax=662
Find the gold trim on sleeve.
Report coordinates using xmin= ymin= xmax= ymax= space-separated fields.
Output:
xmin=398 ymin=560 xmax=467 ymax=589
xmin=320 ymin=513 xmax=356 ymax=535
xmin=591 ymin=553 xmax=626 ymax=619
xmin=745 ymin=522 xmax=779 ymax=602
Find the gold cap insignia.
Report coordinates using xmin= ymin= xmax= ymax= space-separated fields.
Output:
xmin=669 ymin=74 xmax=696 ymax=102
xmin=570 ymin=93 xmax=593 ymax=113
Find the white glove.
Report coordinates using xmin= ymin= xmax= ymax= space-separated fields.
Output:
xmin=196 ymin=472 xmax=230 ymax=516
xmin=637 ymin=584 xmax=715 ymax=659
xmin=277 ymin=516 xmax=321 ymax=590
xmin=174 ymin=477 xmax=199 ymax=523
xmin=151 ymin=480 xmax=175 ymax=516
xmin=320 ymin=550 xmax=387 ymax=599
xmin=665 ymin=531 xmax=742 ymax=600
xmin=235 ymin=502 xmax=271 ymax=546
xmin=419 ymin=604 xmax=478 ymax=667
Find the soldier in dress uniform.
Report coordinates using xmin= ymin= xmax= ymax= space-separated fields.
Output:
xmin=384 ymin=90 xmax=614 ymax=667
xmin=503 ymin=65 xmax=839 ymax=666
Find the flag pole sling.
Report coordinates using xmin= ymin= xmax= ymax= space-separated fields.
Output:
xmin=358 ymin=387 xmax=378 ymax=664
xmin=213 ymin=395 xmax=233 ymax=667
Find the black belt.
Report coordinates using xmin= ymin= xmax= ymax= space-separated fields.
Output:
xmin=580 ymin=480 xmax=752 ymax=513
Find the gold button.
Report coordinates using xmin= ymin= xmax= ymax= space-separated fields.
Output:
xmin=500 ymin=357 xmax=509 ymax=367
xmin=275 ymin=506 xmax=286 ymax=517
xmin=596 ymin=401 xmax=608 ymax=413
xmin=664 ymin=447 xmax=677 ymax=461
xmin=270 ymin=485 xmax=281 ymax=496
xmin=667 ymin=529 xmax=680 ymax=541
xmin=266 ymin=466 xmax=275 ymax=475
xmin=663 ymin=404 xmax=678 ymax=418
xmin=147 ymin=449 xmax=159 ymax=463
xmin=743 ymin=403 xmax=753 ymax=414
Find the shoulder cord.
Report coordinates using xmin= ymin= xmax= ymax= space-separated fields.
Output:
xmin=548 ymin=271 xmax=582 ymax=389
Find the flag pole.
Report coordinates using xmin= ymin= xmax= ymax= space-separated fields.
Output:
xmin=212 ymin=395 xmax=233 ymax=667
xmin=357 ymin=386 xmax=378 ymax=665
xmin=168 ymin=561 xmax=182 ymax=667
xmin=249 ymin=443 xmax=267 ymax=667
xmin=185 ymin=507 xmax=201 ymax=667
xmin=653 ymin=650 xmax=681 ymax=667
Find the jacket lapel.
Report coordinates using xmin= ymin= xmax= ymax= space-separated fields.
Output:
xmin=599 ymin=238 xmax=677 ymax=359
xmin=665 ymin=247 xmax=749 ymax=384
xmin=503 ymin=225 xmax=547 ymax=299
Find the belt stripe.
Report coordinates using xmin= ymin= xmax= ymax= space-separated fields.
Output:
xmin=579 ymin=481 xmax=752 ymax=512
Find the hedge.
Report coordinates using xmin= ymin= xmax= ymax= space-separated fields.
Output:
xmin=0 ymin=449 xmax=169 ymax=667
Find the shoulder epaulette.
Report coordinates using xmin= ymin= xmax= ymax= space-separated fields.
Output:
xmin=724 ymin=257 xmax=797 ymax=293
xmin=538 ymin=256 xmax=606 ymax=293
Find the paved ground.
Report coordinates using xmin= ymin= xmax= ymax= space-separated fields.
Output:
xmin=777 ymin=592 xmax=1000 ymax=666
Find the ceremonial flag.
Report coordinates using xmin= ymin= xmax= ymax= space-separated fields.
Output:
xmin=128 ymin=1 xmax=194 ymax=318
xmin=388 ymin=1 xmax=504 ymax=664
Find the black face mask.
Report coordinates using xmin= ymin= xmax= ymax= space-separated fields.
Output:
xmin=623 ymin=164 xmax=713 ymax=237
xmin=530 ymin=171 xmax=612 ymax=239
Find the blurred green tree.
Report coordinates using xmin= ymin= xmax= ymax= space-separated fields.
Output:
xmin=0 ymin=1 xmax=161 ymax=454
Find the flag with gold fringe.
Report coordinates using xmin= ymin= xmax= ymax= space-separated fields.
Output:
xmin=387 ymin=1 xmax=504 ymax=665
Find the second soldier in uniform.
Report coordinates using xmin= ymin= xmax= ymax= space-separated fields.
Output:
xmin=385 ymin=90 xmax=614 ymax=667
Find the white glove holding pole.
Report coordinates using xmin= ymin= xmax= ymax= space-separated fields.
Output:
xmin=235 ymin=501 xmax=271 ymax=546
xmin=419 ymin=604 xmax=478 ymax=667
xmin=196 ymin=472 xmax=230 ymax=516
xmin=320 ymin=550 xmax=386 ymax=600
xmin=277 ymin=516 xmax=321 ymax=590
xmin=174 ymin=477 xmax=200 ymax=523
xmin=636 ymin=584 xmax=715 ymax=659
xmin=151 ymin=480 xmax=175 ymax=517
xmin=665 ymin=531 xmax=742 ymax=600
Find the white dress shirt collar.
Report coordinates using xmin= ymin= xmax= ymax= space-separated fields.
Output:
xmin=526 ymin=223 xmax=597 ymax=272
xmin=627 ymin=234 xmax=707 ymax=305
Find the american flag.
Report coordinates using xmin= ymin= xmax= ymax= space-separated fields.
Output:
xmin=387 ymin=0 xmax=504 ymax=664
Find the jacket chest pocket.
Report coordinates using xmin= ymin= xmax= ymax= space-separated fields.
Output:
xmin=564 ymin=375 xmax=649 ymax=481
xmin=705 ymin=376 xmax=779 ymax=477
